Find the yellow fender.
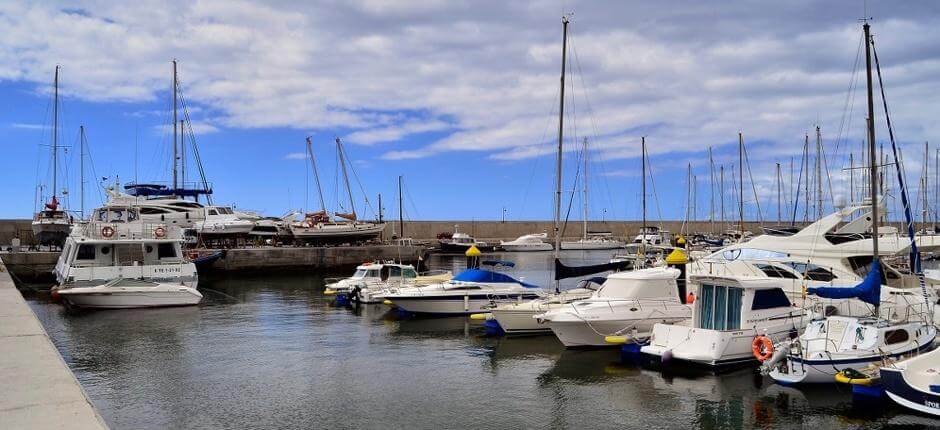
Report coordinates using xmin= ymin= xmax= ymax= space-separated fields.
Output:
xmin=382 ymin=299 xmax=394 ymax=306
xmin=323 ymin=288 xmax=336 ymax=296
xmin=469 ymin=313 xmax=493 ymax=320
xmin=605 ymin=335 xmax=629 ymax=345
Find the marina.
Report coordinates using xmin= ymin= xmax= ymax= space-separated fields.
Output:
xmin=3 ymin=2 xmax=940 ymax=429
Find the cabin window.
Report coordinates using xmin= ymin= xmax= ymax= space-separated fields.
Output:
xmin=388 ymin=266 xmax=402 ymax=278
xmin=403 ymin=268 xmax=417 ymax=279
xmin=756 ymin=264 xmax=798 ymax=279
xmin=785 ymin=263 xmax=837 ymax=282
xmin=208 ymin=209 xmax=219 ymax=216
xmin=885 ymin=329 xmax=910 ymax=345
xmin=697 ymin=284 xmax=743 ymax=330
xmin=140 ymin=207 xmax=171 ymax=215
xmin=752 ymin=289 xmax=791 ymax=310
xmin=157 ymin=243 xmax=177 ymax=259
xmin=367 ymin=270 xmax=380 ymax=278
xmin=721 ymin=248 xmax=787 ymax=261
xmin=76 ymin=244 xmax=96 ymax=260
xmin=450 ymin=286 xmax=481 ymax=290
xmin=353 ymin=269 xmax=367 ymax=278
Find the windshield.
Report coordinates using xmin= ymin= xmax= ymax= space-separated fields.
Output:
xmin=352 ymin=269 xmax=368 ymax=278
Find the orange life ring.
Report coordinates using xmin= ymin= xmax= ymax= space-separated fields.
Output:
xmin=101 ymin=226 xmax=115 ymax=238
xmin=752 ymin=335 xmax=774 ymax=362
xmin=188 ymin=250 xmax=199 ymax=260
xmin=154 ymin=227 xmax=166 ymax=238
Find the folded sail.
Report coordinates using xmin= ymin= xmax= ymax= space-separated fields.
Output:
xmin=554 ymin=258 xmax=630 ymax=281
xmin=807 ymin=260 xmax=881 ymax=307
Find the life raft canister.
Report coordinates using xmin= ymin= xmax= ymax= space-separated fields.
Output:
xmin=752 ymin=335 xmax=774 ymax=362
xmin=101 ymin=226 xmax=115 ymax=238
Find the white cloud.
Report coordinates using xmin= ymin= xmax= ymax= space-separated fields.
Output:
xmin=9 ymin=122 xmax=47 ymax=130
xmin=283 ymin=152 xmax=306 ymax=160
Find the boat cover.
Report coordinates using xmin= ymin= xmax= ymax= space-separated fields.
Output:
xmin=452 ymin=269 xmax=539 ymax=289
xmin=807 ymin=260 xmax=881 ymax=306
xmin=554 ymin=258 xmax=630 ymax=281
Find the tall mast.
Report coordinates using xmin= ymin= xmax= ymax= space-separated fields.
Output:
xmin=553 ymin=16 xmax=569 ymax=261
xmin=803 ymin=134 xmax=810 ymax=221
xmin=52 ymin=66 xmax=59 ymax=203
xmin=776 ymin=162 xmax=782 ymax=224
xmin=720 ymin=165 xmax=725 ymax=227
xmin=641 ymin=137 xmax=647 ymax=249
xmin=935 ymin=148 xmax=939 ymax=226
xmin=79 ymin=125 xmax=85 ymax=218
xmin=738 ymin=132 xmax=745 ymax=236
xmin=180 ymin=119 xmax=186 ymax=188
xmin=336 ymin=138 xmax=357 ymax=217
xmin=399 ymin=175 xmax=404 ymax=239
xmin=849 ymin=152 xmax=855 ymax=203
xmin=305 ymin=137 xmax=326 ymax=212
xmin=864 ymin=21 xmax=880 ymax=259
xmin=172 ymin=60 xmax=178 ymax=192
xmin=581 ymin=137 xmax=588 ymax=240
xmin=924 ymin=141 xmax=930 ymax=230
xmin=816 ymin=126 xmax=823 ymax=218
xmin=709 ymin=147 xmax=715 ymax=232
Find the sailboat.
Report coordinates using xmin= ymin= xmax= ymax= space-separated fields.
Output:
xmin=289 ymin=137 xmax=386 ymax=243
xmin=763 ymin=21 xmax=937 ymax=385
xmin=32 ymin=66 xmax=73 ymax=247
xmin=561 ymin=138 xmax=625 ymax=250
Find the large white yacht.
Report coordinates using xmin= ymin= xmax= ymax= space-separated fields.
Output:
xmin=52 ymin=205 xmax=202 ymax=309
xmin=194 ymin=206 xmax=255 ymax=235
xmin=105 ymin=188 xmax=207 ymax=228
xmin=499 ymin=233 xmax=552 ymax=252
xmin=535 ymin=267 xmax=692 ymax=347
xmin=561 ymin=232 xmax=625 ymax=250
xmin=381 ymin=265 xmax=542 ymax=315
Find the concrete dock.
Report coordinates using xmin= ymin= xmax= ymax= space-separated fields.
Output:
xmin=0 ymin=260 xmax=108 ymax=429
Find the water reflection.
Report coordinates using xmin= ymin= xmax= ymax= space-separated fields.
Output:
xmin=20 ymin=250 xmax=924 ymax=429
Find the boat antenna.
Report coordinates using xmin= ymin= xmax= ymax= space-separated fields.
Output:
xmin=305 ymin=136 xmax=327 ymax=212
xmin=552 ymin=15 xmax=570 ymax=293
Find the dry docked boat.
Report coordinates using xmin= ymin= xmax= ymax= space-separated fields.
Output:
xmin=193 ymin=205 xmax=255 ymax=235
xmin=535 ymin=266 xmax=692 ymax=347
xmin=52 ymin=205 xmax=201 ymax=309
xmin=381 ymin=263 xmax=543 ymax=315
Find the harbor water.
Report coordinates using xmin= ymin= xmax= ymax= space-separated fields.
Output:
xmin=23 ymin=251 xmax=935 ymax=429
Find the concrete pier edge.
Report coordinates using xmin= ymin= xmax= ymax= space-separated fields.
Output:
xmin=0 ymin=259 xmax=108 ymax=429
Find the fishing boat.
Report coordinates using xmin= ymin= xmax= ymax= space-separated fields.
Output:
xmin=499 ymin=233 xmax=552 ymax=252
xmin=381 ymin=262 xmax=542 ymax=315
xmin=882 ymin=347 xmax=940 ymax=417
xmin=289 ymin=137 xmax=385 ymax=243
xmin=51 ymin=204 xmax=201 ymax=309
xmin=31 ymin=66 xmax=72 ymax=247
xmin=536 ymin=266 xmax=692 ymax=347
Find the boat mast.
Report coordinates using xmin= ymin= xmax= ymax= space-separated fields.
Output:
xmin=581 ymin=137 xmax=588 ymax=240
xmin=864 ymin=21 xmax=880 ymax=260
xmin=720 ymin=165 xmax=725 ymax=227
xmin=79 ymin=125 xmax=85 ymax=218
xmin=849 ymin=152 xmax=855 ymax=203
xmin=803 ymin=134 xmax=810 ymax=222
xmin=709 ymin=147 xmax=715 ymax=233
xmin=816 ymin=126 xmax=823 ymax=218
xmin=336 ymin=138 xmax=357 ymax=217
xmin=738 ymin=132 xmax=744 ymax=237
xmin=172 ymin=60 xmax=178 ymax=193
xmin=52 ymin=66 xmax=59 ymax=206
xmin=305 ymin=137 xmax=326 ymax=212
xmin=553 ymin=16 xmax=569 ymax=259
xmin=399 ymin=175 xmax=404 ymax=239
xmin=641 ymin=137 xmax=647 ymax=253
xmin=776 ymin=162 xmax=782 ymax=224
xmin=924 ymin=141 xmax=929 ymax=231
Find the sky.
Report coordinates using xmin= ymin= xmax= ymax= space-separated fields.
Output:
xmin=3 ymin=1 xmax=940 ymax=222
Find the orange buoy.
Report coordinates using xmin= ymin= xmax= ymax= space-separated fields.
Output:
xmin=752 ymin=335 xmax=774 ymax=362
xmin=685 ymin=292 xmax=695 ymax=304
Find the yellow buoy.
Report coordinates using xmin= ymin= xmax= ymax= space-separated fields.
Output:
xmin=323 ymin=288 xmax=336 ymax=296
xmin=676 ymin=235 xmax=686 ymax=246
xmin=665 ymin=248 xmax=688 ymax=265
xmin=465 ymin=245 xmax=482 ymax=257
xmin=605 ymin=335 xmax=628 ymax=345
xmin=469 ymin=312 xmax=493 ymax=320
xmin=383 ymin=299 xmax=394 ymax=306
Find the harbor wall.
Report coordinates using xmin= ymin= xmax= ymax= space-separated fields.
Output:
xmin=0 ymin=259 xmax=109 ymax=428
xmin=0 ymin=219 xmax=775 ymax=246
xmin=211 ymin=245 xmax=425 ymax=272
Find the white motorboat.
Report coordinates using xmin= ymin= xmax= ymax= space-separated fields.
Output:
xmin=105 ymin=188 xmax=207 ymax=228
xmin=439 ymin=226 xmax=494 ymax=253
xmin=633 ymin=226 xmax=670 ymax=246
xmin=382 ymin=266 xmax=542 ymax=315
xmin=487 ymin=277 xmax=604 ymax=335
xmin=536 ymin=267 xmax=692 ymax=347
xmin=561 ymin=233 xmax=625 ymax=250
xmin=325 ymin=262 xmax=451 ymax=304
xmin=641 ymin=274 xmax=813 ymax=368
xmin=883 ymin=347 xmax=940 ymax=417
xmin=194 ymin=205 xmax=255 ymax=235
xmin=52 ymin=205 xmax=202 ymax=309
xmin=500 ymin=233 xmax=552 ymax=252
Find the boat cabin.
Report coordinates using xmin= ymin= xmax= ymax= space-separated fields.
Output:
xmin=691 ymin=277 xmax=796 ymax=331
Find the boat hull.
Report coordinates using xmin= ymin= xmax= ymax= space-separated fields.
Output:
xmin=490 ymin=308 xmax=553 ymax=334
xmin=31 ymin=222 xmax=71 ymax=247
xmin=385 ymin=293 xmax=541 ymax=315
xmin=883 ymin=366 xmax=940 ymax=417
xmin=57 ymin=285 xmax=203 ymax=309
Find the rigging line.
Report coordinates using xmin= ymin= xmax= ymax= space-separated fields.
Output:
xmin=743 ymin=144 xmax=763 ymax=224
xmin=339 ymin=142 xmax=378 ymax=218
xmin=560 ymin=140 xmax=585 ymax=238
xmin=81 ymin=127 xmax=103 ymax=206
xmin=177 ymin=87 xmax=213 ymax=203
xmin=834 ymin=33 xmax=865 ymax=159
xmin=569 ymin=35 xmax=618 ymax=219
xmin=516 ymin=80 xmax=559 ymax=221
xmin=645 ymin=148 xmax=666 ymax=230
xmin=819 ymin=131 xmax=837 ymax=209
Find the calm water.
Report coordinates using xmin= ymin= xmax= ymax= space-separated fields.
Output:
xmin=24 ymin=251 xmax=938 ymax=429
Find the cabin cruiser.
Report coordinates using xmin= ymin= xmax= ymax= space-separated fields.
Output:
xmin=633 ymin=226 xmax=670 ymax=246
xmin=249 ymin=210 xmax=297 ymax=240
xmin=499 ymin=233 xmax=552 ymax=252
xmin=194 ymin=206 xmax=255 ymax=235
xmin=487 ymin=277 xmax=604 ymax=335
xmin=51 ymin=205 xmax=201 ymax=309
xmin=324 ymin=262 xmax=452 ymax=304
xmin=381 ymin=264 xmax=542 ymax=315
xmin=536 ymin=267 xmax=692 ymax=347
xmin=289 ymin=211 xmax=385 ymax=243
xmin=439 ymin=226 xmax=494 ymax=253
xmin=641 ymin=273 xmax=813 ymax=368
xmin=105 ymin=188 xmax=207 ymax=228
xmin=561 ymin=232 xmax=625 ymax=250
xmin=763 ymin=262 xmax=937 ymax=384
xmin=883 ymin=346 xmax=940 ymax=417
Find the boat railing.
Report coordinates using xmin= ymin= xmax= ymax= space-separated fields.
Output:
xmin=82 ymin=221 xmax=179 ymax=240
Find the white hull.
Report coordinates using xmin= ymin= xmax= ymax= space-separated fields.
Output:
xmin=560 ymin=240 xmax=625 ymax=250
xmin=642 ymin=322 xmax=800 ymax=367
xmin=291 ymin=222 xmax=386 ymax=239
xmin=386 ymin=297 xmax=501 ymax=315
xmin=549 ymin=319 xmax=660 ymax=347
xmin=58 ymin=285 xmax=203 ymax=309
xmin=490 ymin=308 xmax=553 ymax=334
xmin=195 ymin=221 xmax=255 ymax=235
xmin=500 ymin=243 xmax=552 ymax=252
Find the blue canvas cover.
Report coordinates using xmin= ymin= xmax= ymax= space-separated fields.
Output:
xmin=452 ymin=269 xmax=540 ymax=289
xmin=807 ymin=260 xmax=882 ymax=307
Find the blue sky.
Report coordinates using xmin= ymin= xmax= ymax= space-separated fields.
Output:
xmin=3 ymin=1 xmax=940 ymax=222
